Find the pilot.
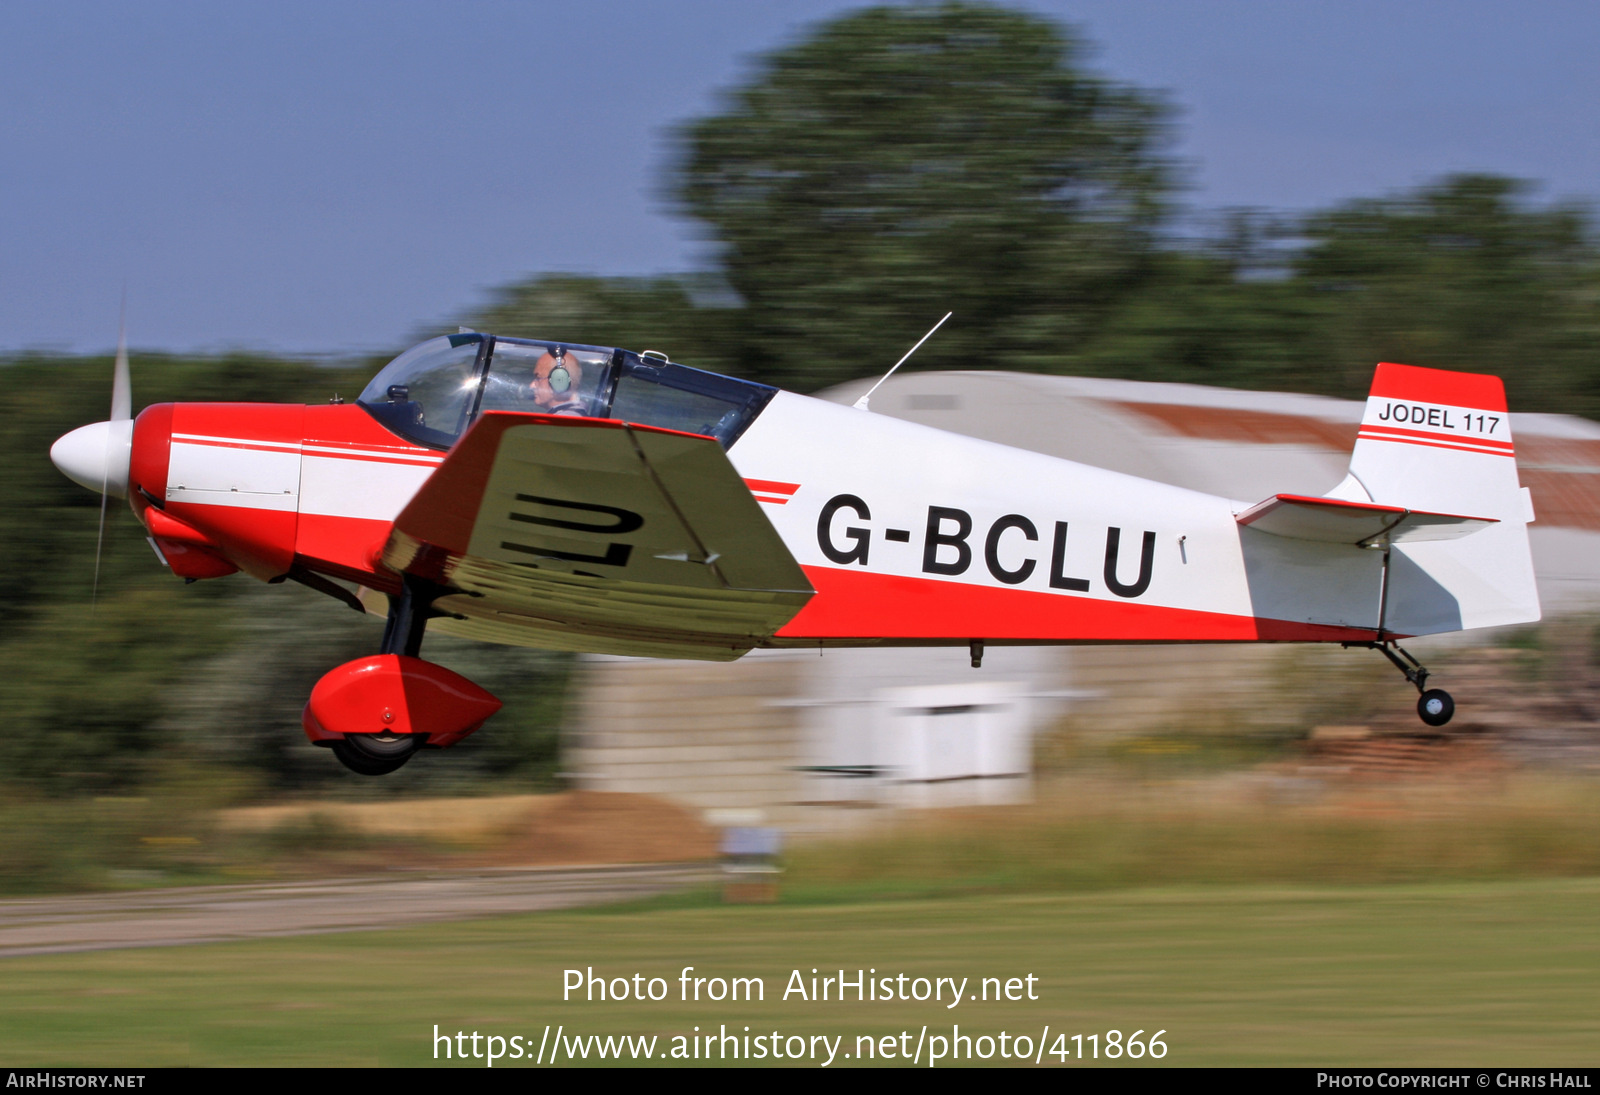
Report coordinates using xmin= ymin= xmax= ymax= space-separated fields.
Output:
xmin=531 ymin=348 xmax=588 ymax=416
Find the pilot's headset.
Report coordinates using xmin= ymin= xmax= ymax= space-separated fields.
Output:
xmin=546 ymin=347 xmax=573 ymax=394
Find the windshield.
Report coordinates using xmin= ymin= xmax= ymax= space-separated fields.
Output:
xmin=358 ymin=334 xmax=777 ymax=451
xmin=357 ymin=334 xmax=485 ymax=449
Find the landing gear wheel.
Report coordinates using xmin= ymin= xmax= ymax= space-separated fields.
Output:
xmin=1347 ymin=642 xmax=1461 ymax=728
xmin=330 ymin=733 xmax=420 ymax=776
xmin=1417 ymin=689 xmax=1455 ymax=727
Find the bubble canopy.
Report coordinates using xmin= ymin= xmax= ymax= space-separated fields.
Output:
xmin=357 ymin=334 xmax=778 ymax=451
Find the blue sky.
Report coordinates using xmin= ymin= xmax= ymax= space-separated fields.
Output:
xmin=3 ymin=1 xmax=1596 ymax=357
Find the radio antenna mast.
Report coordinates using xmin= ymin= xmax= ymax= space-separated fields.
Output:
xmin=853 ymin=311 xmax=952 ymax=411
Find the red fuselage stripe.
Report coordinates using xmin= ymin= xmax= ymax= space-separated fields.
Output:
xmin=173 ymin=434 xmax=443 ymax=467
xmin=775 ymin=565 xmax=1376 ymax=643
xmin=172 ymin=433 xmax=301 ymax=453
xmin=743 ymin=478 xmax=800 ymax=495
xmin=303 ymin=442 xmax=442 ymax=460
xmin=1357 ymin=430 xmax=1516 ymax=457
xmin=299 ymin=450 xmax=444 ymax=468
xmin=1358 ymin=422 xmax=1514 ymax=451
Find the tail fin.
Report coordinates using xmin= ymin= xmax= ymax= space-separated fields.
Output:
xmin=1333 ymin=362 xmax=1539 ymax=635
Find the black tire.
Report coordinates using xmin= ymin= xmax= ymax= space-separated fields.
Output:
xmin=330 ymin=733 xmax=420 ymax=776
xmin=1417 ymin=689 xmax=1455 ymax=727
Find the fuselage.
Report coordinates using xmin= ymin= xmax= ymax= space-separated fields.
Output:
xmin=112 ymin=385 xmax=1382 ymax=650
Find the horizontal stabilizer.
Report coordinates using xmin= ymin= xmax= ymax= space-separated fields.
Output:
xmin=1237 ymin=493 xmax=1497 ymax=546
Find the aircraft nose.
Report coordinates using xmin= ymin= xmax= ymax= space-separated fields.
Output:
xmin=50 ymin=420 xmax=133 ymax=498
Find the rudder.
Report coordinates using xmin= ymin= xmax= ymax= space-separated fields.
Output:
xmin=1331 ymin=362 xmax=1538 ymax=635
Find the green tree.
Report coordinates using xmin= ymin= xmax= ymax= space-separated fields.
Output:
xmin=671 ymin=1 xmax=1174 ymax=391
xmin=1071 ymin=177 xmax=1600 ymax=410
xmin=1072 ymin=211 xmax=1322 ymax=390
xmin=1291 ymin=174 xmax=1600 ymax=411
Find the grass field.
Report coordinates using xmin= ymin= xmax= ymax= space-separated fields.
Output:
xmin=3 ymin=876 xmax=1598 ymax=1067
xmin=780 ymin=776 xmax=1600 ymax=902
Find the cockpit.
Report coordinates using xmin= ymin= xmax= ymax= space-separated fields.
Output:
xmin=356 ymin=334 xmax=777 ymax=451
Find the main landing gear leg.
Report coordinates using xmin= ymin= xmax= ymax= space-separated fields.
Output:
xmin=379 ymin=573 xmax=443 ymax=658
xmin=330 ymin=576 xmax=448 ymax=775
xmin=1343 ymin=641 xmax=1455 ymax=727
xmin=305 ymin=574 xmax=500 ymax=776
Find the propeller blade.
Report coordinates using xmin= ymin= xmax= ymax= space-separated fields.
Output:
xmin=95 ymin=297 xmax=129 ymax=612
xmin=110 ymin=294 xmax=131 ymax=422
xmin=91 ymin=489 xmax=109 ymax=613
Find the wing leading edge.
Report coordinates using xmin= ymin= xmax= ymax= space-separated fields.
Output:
xmin=384 ymin=412 xmax=814 ymax=660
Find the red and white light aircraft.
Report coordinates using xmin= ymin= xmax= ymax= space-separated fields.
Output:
xmin=51 ymin=332 xmax=1540 ymax=774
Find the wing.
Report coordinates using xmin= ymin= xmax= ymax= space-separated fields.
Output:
xmin=1236 ymin=493 xmax=1497 ymax=546
xmin=383 ymin=411 xmax=814 ymax=660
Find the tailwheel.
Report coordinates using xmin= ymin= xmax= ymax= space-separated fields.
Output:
xmin=330 ymin=733 xmax=420 ymax=776
xmin=1416 ymin=689 xmax=1455 ymax=727
xmin=1344 ymin=640 xmax=1456 ymax=727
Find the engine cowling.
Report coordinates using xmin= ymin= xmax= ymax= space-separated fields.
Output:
xmin=128 ymin=402 xmax=305 ymax=581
